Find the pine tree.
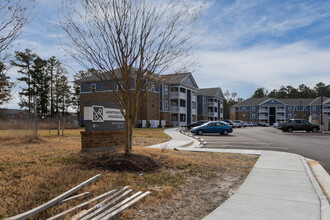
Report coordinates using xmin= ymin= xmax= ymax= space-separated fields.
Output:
xmin=47 ymin=56 xmax=60 ymax=116
xmin=0 ymin=61 xmax=13 ymax=105
xmin=32 ymin=57 xmax=49 ymax=116
xmin=11 ymin=49 xmax=37 ymax=116
xmin=54 ymin=65 xmax=70 ymax=116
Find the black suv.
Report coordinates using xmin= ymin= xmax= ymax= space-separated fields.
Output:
xmin=187 ymin=120 xmax=208 ymax=130
xmin=279 ymin=119 xmax=320 ymax=133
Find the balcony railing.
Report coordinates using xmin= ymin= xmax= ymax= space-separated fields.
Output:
xmin=209 ymin=112 xmax=216 ymax=117
xmin=259 ymin=116 xmax=268 ymax=120
xmin=171 ymin=91 xmax=186 ymax=99
xmin=277 ymin=108 xmax=285 ymax=112
xmin=208 ymin=102 xmax=217 ymax=107
xmin=171 ymin=106 xmax=187 ymax=113
xmin=259 ymin=108 xmax=268 ymax=112
xmin=276 ymin=116 xmax=285 ymax=120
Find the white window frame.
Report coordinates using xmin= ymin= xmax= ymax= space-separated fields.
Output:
xmin=164 ymin=85 xmax=168 ymax=95
xmin=164 ymin=100 xmax=168 ymax=110
xmin=91 ymin=84 xmax=96 ymax=92
xmin=192 ymin=101 xmax=196 ymax=109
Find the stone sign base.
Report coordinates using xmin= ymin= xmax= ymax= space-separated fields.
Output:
xmin=81 ymin=130 xmax=126 ymax=152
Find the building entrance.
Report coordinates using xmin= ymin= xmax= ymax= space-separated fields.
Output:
xmin=269 ymin=107 xmax=276 ymax=125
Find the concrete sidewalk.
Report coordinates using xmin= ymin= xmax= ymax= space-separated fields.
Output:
xmin=147 ymin=128 xmax=200 ymax=149
xmin=148 ymin=128 xmax=330 ymax=220
xmin=203 ymin=151 xmax=329 ymax=220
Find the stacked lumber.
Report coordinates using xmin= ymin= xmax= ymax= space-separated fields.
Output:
xmin=6 ymin=174 xmax=150 ymax=220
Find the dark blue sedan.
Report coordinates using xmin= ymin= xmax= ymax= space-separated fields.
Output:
xmin=191 ymin=121 xmax=233 ymax=136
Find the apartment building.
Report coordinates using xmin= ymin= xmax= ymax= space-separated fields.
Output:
xmin=230 ymin=97 xmax=330 ymax=125
xmin=197 ymin=88 xmax=224 ymax=121
xmin=78 ymin=70 xmax=224 ymax=127
xmin=159 ymin=73 xmax=199 ymax=127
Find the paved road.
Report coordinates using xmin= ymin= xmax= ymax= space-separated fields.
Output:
xmin=195 ymin=127 xmax=330 ymax=173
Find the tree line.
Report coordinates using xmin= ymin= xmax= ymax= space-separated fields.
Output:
xmin=0 ymin=48 xmax=93 ymax=118
xmin=252 ymin=83 xmax=330 ymax=99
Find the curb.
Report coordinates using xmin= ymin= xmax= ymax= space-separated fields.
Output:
xmin=301 ymin=157 xmax=330 ymax=220
xmin=180 ymin=129 xmax=207 ymax=148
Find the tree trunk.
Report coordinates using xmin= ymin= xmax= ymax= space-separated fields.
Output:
xmin=125 ymin=118 xmax=133 ymax=154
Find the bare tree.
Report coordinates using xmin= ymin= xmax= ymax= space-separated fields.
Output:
xmin=60 ymin=0 xmax=204 ymax=154
xmin=0 ymin=0 xmax=34 ymax=56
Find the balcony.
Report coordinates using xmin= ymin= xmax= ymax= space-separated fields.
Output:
xmin=259 ymin=108 xmax=268 ymax=113
xmin=208 ymin=102 xmax=218 ymax=107
xmin=209 ymin=112 xmax=217 ymax=117
xmin=259 ymin=116 xmax=268 ymax=120
xmin=276 ymin=116 xmax=285 ymax=120
xmin=171 ymin=106 xmax=187 ymax=113
xmin=171 ymin=92 xmax=186 ymax=99
xmin=277 ymin=108 xmax=285 ymax=112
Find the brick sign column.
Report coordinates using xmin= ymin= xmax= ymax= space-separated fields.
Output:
xmin=81 ymin=102 xmax=126 ymax=152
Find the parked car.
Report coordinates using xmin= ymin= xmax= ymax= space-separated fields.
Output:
xmin=260 ymin=123 xmax=269 ymax=127
xmin=191 ymin=121 xmax=233 ymax=136
xmin=233 ymin=120 xmax=245 ymax=128
xmin=279 ymin=119 xmax=320 ymax=132
xmin=245 ymin=121 xmax=254 ymax=127
xmin=187 ymin=120 xmax=208 ymax=130
xmin=223 ymin=120 xmax=234 ymax=126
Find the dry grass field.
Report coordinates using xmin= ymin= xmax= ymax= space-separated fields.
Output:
xmin=0 ymin=129 xmax=257 ymax=219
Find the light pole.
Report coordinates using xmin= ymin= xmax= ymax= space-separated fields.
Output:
xmin=320 ymin=86 xmax=324 ymax=126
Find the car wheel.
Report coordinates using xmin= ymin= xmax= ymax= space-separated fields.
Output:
xmin=197 ymin=130 xmax=203 ymax=135
xmin=312 ymin=127 xmax=318 ymax=133
xmin=287 ymin=127 xmax=293 ymax=132
xmin=222 ymin=130 xmax=229 ymax=136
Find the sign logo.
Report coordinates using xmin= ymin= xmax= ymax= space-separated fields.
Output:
xmin=92 ymin=105 xmax=104 ymax=122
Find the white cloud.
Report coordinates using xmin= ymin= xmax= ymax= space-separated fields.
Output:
xmin=193 ymin=41 xmax=330 ymax=98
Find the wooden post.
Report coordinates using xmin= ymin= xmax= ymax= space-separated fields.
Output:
xmin=7 ymin=174 xmax=101 ymax=220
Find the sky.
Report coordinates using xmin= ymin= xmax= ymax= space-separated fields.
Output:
xmin=3 ymin=0 xmax=330 ymax=109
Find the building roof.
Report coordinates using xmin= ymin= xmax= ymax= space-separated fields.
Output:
xmin=160 ymin=72 xmax=190 ymax=84
xmin=233 ymin=97 xmax=329 ymax=107
xmin=233 ymin=97 xmax=269 ymax=107
xmin=198 ymin=87 xmax=224 ymax=98
xmin=77 ymin=68 xmax=159 ymax=83
xmin=308 ymin=97 xmax=330 ymax=106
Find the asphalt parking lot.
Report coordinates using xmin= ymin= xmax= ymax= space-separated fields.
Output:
xmin=190 ymin=127 xmax=330 ymax=173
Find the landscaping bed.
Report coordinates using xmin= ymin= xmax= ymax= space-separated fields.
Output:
xmin=0 ymin=129 xmax=257 ymax=219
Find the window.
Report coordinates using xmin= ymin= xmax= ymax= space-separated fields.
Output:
xmin=288 ymin=107 xmax=292 ymax=111
xmin=252 ymin=107 xmax=255 ymax=111
xmin=192 ymin=101 xmax=196 ymax=109
xmin=152 ymin=101 xmax=154 ymax=108
xmin=192 ymin=91 xmax=196 ymax=96
xmin=164 ymin=100 xmax=168 ymax=110
xmin=91 ymin=84 xmax=96 ymax=92
xmin=220 ymin=108 xmax=223 ymax=113
xmin=302 ymin=120 xmax=310 ymax=124
xmin=165 ymin=85 xmax=168 ymax=95
xmin=151 ymin=84 xmax=155 ymax=92
xmin=242 ymin=107 xmax=246 ymax=111
xmin=295 ymin=120 xmax=301 ymax=124
xmin=220 ymin=100 xmax=223 ymax=105
xmin=288 ymin=114 xmax=292 ymax=118
xmin=312 ymin=106 xmax=316 ymax=111
xmin=252 ymin=114 xmax=255 ymax=119
xmin=295 ymin=107 xmax=299 ymax=111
